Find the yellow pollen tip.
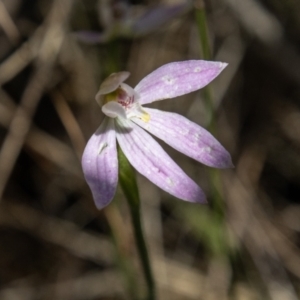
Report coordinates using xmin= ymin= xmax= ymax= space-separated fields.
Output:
xmin=141 ymin=112 xmax=150 ymax=122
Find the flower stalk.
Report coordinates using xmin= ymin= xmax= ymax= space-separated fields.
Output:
xmin=118 ymin=146 xmax=155 ymax=300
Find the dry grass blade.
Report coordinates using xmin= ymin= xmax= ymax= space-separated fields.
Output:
xmin=0 ymin=0 xmax=74 ymax=201
xmin=0 ymin=0 xmax=20 ymax=44
xmin=51 ymin=90 xmax=86 ymax=160
xmin=0 ymin=271 xmax=125 ymax=300
xmin=0 ymin=89 xmax=81 ymax=176
xmin=0 ymin=202 xmax=114 ymax=265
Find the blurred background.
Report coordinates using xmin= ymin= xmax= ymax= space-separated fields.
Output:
xmin=0 ymin=0 xmax=300 ymax=299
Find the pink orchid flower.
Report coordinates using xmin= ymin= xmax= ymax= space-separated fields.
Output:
xmin=82 ymin=60 xmax=232 ymax=209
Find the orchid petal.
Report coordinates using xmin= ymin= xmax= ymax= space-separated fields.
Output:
xmin=133 ymin=108 xmax=233 ymax=168
xmin=82 ymin=118 xmax=118 ymax=209
xmin=95 ymin=71 xmax=130 ymax=104
xmin=135 ymin=60 xmax=227 ymax=105
xmin=116 ymin=118 xmax=206 ymax=203
xmin=102 ymin=101 xmax=127 ymax=119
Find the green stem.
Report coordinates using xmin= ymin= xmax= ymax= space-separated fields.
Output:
xmin=118 ymin=146 xmax=155 ymax=300
xmin=195 ymin=2 xmax=211 ymax=61
xmin=195 ymin=3 xmax=225 ymax=217
xmin=105 ymin=204 xmax=138 ymax=299
xmin=128 ymin=201 xmax=155 ymax=300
